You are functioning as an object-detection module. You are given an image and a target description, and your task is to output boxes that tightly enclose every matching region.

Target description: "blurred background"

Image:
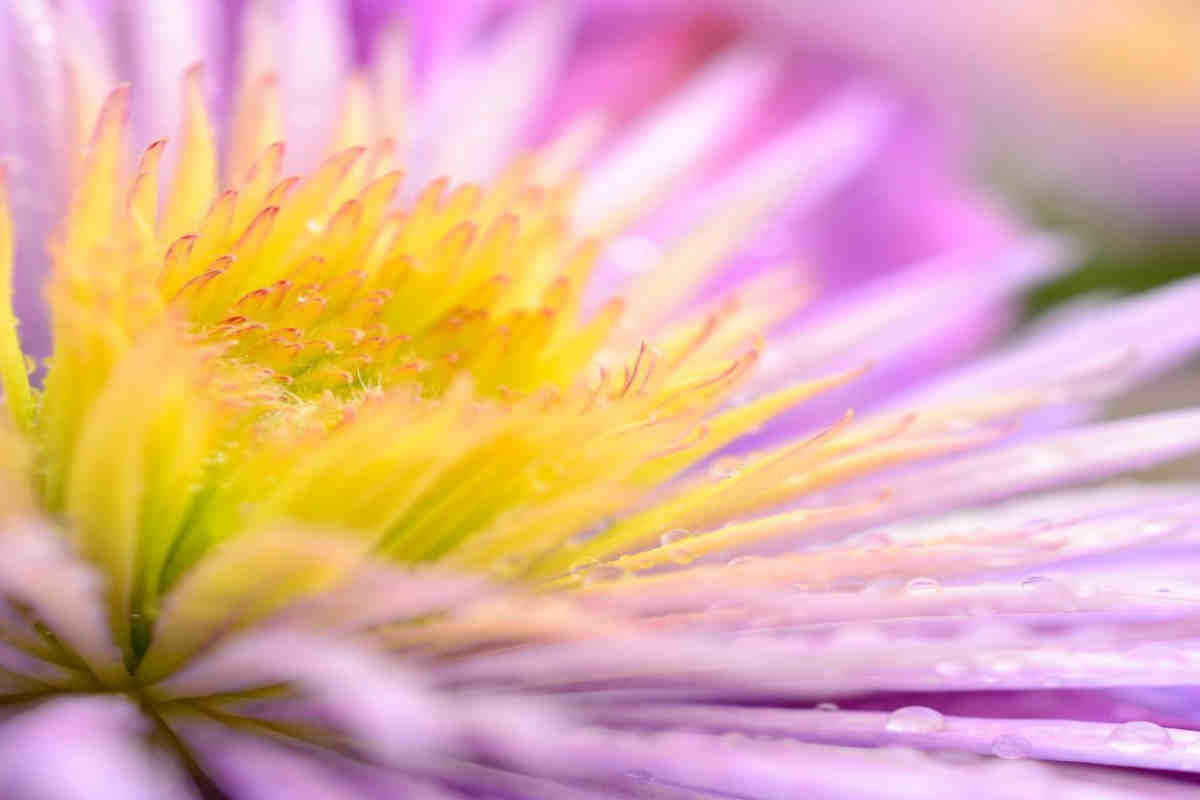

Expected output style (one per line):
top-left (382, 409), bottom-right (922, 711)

top-left (727, 0), bottom-right (1200, 305)
top-left (604, 0), bottom-right (1200, 302)
top-left (598, 0), bottom-right (1200, 470)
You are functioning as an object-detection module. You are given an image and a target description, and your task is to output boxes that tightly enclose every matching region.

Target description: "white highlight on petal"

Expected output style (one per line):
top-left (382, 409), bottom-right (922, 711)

top-left (867, 406), bottom-right (1200, 520)
top-left (123, 0), bottom-right (217, 148)
top-left (276, 0), bottom-right (352, 170)
top-left (425, 2), bottom-right (573, 185)
top-left (910, 272), bottom-right (1200, 410)
top-left (750, 235), bottom-right (1074, 395)
top-left (573, 45), bottom-right (777, 234)
top-left (614, 86), bottom-right (895, 328)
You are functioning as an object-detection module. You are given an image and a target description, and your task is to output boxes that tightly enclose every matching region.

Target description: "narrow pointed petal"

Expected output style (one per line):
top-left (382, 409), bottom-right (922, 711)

top-left (586, 703), bottom-right (1200, 774)
top-left (426, 3), bottom-right (573, 184)
top-left (277, 0), bottom-right (352, 169)
top-left (124, 0), bottom-right (219, 149)
top-left (843, 407), bottom-right (1200, 520)
top-left (906, 273), bottom-right (1200, 422)
top-left (573, 46), bottom-right (776, 234)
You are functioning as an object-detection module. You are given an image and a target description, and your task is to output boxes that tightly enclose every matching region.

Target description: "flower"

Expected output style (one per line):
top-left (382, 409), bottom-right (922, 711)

top-left (0, 2), bottom-right (1199, 798)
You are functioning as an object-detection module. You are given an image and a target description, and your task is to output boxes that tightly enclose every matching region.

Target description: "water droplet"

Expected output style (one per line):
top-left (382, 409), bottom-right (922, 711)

top-left (904, 577), bottom-right (941, 597)
top-left (1021, 449), bottom-right (1066, 474)
top-left (660, 529), bottom-right (690, 546)
top-left (830, 577), bottom-right (868, 593)
top-left (305, 218), bottom-right (325, 234)
top-left (1021, 575), bottom-right (1053, 592)
top-left (708, 457), bottom-right (743, 480)
top-left (991, 733), bottom-right (1032, 760)
top-left (659, 529), bottom-right (697, 564)
top-left (1140, 520), bottom-right (1173, 536)
top-left (666, 546), bottom-right (697, 565)
top-left (868, 577), bottom-right (904, 594)
top-left (815, 702), bottom-right (839, 712)
top-left (567, 521), bottom-right (610, 548)
top-left (1107, 721), bottom-right (1171, 754)
top-left (981, 652), bottom-right (1024, 675)
top-left (569, 559), bottom-right (599, 576)
top-left (884, 706), bottom-right (945, 734)
top-left (1073, 583), bottom-right (1120, 604)
top-left (858, 529), bottom-right (896, 549)
top-left (934, 660), bottom-right (967, 678)
top-left (727, 556), bottom-right (762, 569)
top-left (582, 564), bottom-right (628, 585)
top-left (1030, 531), bottom-right (1067, 550)
top-left (1019, 574), bottom-right (1074, 603)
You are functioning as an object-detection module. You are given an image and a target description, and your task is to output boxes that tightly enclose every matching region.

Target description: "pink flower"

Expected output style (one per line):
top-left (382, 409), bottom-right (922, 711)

top-left (0, 3), bottom-right (1196, 799)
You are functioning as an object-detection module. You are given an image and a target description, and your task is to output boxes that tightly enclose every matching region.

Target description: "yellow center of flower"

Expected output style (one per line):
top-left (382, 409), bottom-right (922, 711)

top-left (0, 67), bottom-right (1001, 679)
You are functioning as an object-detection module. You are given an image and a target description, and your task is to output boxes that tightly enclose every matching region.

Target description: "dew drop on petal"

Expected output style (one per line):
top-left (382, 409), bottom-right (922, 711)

top-left (934, 660), bottom-right (967, 678)
top-left (727, 556), bottom-right (762, 569)
top-left (660, 529), bottom-right (690, 546)
top-left (1019, 575), bottom-right (1076, 606)
top-left (815, 702), bottom-right (839, 712)
top-left (667, 547), bottom-right (697, 565)
top-left (1030, 531), bottom-right (1067, 550)
top-left (981, 652), bottom-right (1024, 675)
top-left (831, 577), bottom-right (868, 593)
top-left (569, 559), bottom-right (599, 576)
top-left (708, 457), bottom-right (744, 480)
top-left (858, 529), bottom-right (895, 549)
top-left (885, 706), bottom-right (945, 734)
top-left (660, 529), bottom-right (697, 564)
top-left (1021, 575), bottom-right (1053, 592)
top-left (868, 577), bottom-right (904, 594)
top-left (583, 564), bottom-right (629, 585)
top-left (904, 577), bottom-right (941, 597)
top-left (567, 521), bottom-right (609, 548)
top-left (1140, 520), bottom-right (1174, 536)
top-left (991, 733), bottom-right (1032, 760)
top-left (1107, 721), bottom-right (1172, 754)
